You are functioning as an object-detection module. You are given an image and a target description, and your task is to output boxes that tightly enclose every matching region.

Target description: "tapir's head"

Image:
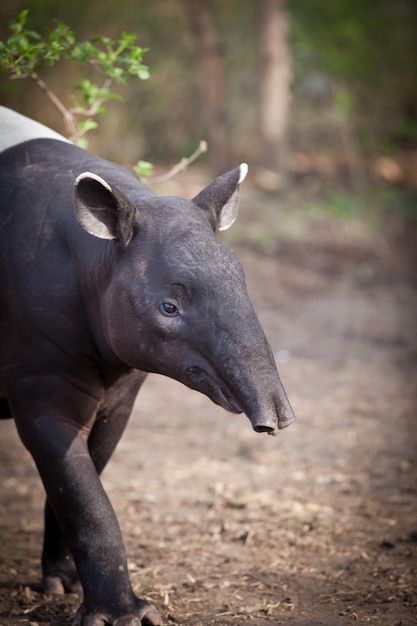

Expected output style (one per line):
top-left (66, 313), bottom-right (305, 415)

top-left (74, 164), bottom-right (295, 436)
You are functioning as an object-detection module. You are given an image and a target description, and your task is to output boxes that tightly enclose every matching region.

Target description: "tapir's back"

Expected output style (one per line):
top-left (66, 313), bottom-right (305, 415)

top-left (0, 107), bottom-right (75, 236)
top-left (0, 111), bottom-right (96, 374)
top-left (0, 106), bottom-right (71, 153)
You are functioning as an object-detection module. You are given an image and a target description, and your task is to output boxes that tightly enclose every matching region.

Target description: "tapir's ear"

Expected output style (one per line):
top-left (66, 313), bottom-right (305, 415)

top-left (74, 172), bottom-right (137, 246)
top-left (192, 163), bottom-right (248, 231)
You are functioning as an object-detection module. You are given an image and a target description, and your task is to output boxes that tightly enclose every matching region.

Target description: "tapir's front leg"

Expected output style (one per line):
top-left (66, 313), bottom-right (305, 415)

top-left (42, 371), bottom-right (147, 596)
top-left (12, 377), bottom-right (162, 626)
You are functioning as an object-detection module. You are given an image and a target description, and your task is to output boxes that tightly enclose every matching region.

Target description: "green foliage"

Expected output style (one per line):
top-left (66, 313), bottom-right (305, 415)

top-left (0, 9), bottom-right (149, 145)
top-left (288, 0), bottom-right (417, 160)
top-left (0, 10), bottom-right (149, 82)
top-left (309, 192), bottom-right (365, 221)
top-left (291, 0), bottom-right (414, 80)
top-left (306, 186), bottom-right (417, 225)
top-left (333, 87), bottom-right (355, 121)
top-left (1, 1), bottom-right (416, 177)
top-left (134, 160), bottom-right (154, 179)
top-left (378, 187), bottom-right (417, 222)
top-left (0, 8), bottom-right (207, 179)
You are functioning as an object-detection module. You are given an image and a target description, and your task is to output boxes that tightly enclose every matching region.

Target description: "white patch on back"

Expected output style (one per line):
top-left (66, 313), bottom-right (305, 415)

top-left (0, 106), bottom-right (71, 154)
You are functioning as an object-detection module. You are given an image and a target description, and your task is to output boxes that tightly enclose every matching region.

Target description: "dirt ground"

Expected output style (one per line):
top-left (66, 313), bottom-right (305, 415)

top-left (0, 173), bottom-right (416, 626)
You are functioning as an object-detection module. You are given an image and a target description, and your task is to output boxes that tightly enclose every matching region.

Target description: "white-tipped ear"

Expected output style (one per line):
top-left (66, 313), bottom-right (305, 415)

top-left (192, 163), bottom-right (248, 232)
top-left (75, 171), bottom-right (112, 192)
top-left (74, 171), bottom-right (137, 246)
top-left (238, 163), bottom-right (248, 185)
top-left (218, 163), bottom-right (248, 231)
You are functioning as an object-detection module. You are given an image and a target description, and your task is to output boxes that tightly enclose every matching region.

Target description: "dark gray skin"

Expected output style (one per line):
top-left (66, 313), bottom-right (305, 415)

top-left (0, 114), bottom-right (295, 625)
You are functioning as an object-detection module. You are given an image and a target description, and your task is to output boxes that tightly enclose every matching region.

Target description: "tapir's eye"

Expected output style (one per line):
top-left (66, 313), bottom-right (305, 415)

top-left (160, 302), bottom-right (179, 317)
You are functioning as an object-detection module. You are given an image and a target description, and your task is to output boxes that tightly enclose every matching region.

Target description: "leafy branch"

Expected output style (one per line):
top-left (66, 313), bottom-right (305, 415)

top-left (0, 10), bottom-right (149, 146)
top-left (0, 10), bottom-right (207, 179)
top-left (137, 140), bottom-right (208, 182)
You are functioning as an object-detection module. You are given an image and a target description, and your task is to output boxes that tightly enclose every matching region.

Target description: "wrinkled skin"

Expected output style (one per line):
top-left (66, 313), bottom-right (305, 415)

top-left (0, 109), bottom-right (294, 626)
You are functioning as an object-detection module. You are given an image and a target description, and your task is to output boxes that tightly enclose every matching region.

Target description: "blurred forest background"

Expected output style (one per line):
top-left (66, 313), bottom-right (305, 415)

top-left (1, 0), bottom-right (417, 220)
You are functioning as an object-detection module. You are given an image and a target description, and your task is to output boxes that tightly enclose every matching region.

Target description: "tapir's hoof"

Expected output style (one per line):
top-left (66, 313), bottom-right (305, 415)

top-left (44, 574), bottom-right (82, 595)
top-left (72, 600), bottom-right (163, 626)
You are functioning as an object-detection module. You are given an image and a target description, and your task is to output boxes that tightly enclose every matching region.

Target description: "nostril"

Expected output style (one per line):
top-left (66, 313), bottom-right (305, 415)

top-left (253, 424), bottom-right (276, 435)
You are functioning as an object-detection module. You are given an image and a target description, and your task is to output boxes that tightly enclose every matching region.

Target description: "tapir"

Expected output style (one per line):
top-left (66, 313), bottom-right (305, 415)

top-left (0, 106), bottom-right (295, 626)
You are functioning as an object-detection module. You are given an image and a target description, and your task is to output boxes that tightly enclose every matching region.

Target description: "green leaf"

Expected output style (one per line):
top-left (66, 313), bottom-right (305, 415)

top-left (77, 119), bottom-right (98, 134)
top-left (134, 161), bottom-right (154, 178)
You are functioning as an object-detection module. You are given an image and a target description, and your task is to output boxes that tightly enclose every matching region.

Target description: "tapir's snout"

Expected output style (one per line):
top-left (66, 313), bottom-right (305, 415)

top-left (185, 360), bottom-right (295, 437)
top-left (249, 384), bottom-right (296, 436)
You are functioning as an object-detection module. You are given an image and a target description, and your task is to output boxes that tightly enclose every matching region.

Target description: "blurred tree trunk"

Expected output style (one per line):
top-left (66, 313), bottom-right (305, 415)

top-left (258, 0), bottom-right (292, 171)
top-left (184, 0), bottom-right (228, 173)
